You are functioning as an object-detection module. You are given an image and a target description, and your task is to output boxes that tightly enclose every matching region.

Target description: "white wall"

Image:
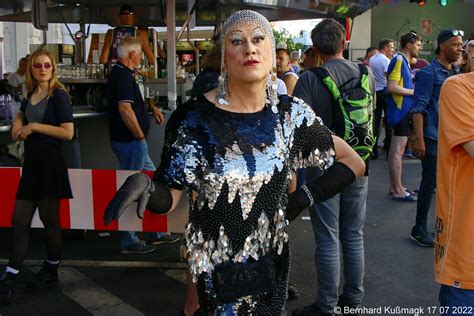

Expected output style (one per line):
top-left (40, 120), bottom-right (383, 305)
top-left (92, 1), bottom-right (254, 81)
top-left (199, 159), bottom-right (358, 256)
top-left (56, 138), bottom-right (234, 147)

top-left (1, 22), bottom-right (64, 74)
top-left (348, 9), bottom-right (372, 62)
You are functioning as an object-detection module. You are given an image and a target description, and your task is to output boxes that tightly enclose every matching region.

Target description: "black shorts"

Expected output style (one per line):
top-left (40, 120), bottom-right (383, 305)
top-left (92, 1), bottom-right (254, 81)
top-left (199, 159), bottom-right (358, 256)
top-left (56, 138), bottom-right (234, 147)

top-left (392, 115), bottom-right (410, 137)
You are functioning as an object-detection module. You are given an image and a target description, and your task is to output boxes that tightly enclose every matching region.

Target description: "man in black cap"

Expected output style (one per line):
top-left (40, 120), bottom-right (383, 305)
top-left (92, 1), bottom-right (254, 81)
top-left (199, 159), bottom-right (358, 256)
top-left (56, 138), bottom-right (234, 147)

top-left (100, 3), bottom-right (165, 68)
top-left (409, 29), bottom-right (463, 247)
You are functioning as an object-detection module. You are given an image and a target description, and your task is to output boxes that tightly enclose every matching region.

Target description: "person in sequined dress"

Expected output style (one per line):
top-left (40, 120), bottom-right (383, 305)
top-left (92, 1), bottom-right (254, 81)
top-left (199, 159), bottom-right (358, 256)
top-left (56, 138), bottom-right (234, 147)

top-left (104, 10), bottom-right (365, 315)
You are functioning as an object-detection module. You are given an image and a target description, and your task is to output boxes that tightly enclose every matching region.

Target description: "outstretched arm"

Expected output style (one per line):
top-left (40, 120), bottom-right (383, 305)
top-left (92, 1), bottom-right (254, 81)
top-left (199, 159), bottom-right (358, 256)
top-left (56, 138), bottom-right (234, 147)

top-left (103, 173), bottom-right (183, 225)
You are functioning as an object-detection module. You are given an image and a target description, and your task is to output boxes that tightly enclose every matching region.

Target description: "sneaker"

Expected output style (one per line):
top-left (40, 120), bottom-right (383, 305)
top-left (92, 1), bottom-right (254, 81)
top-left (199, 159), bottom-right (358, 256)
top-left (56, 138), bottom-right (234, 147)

top-left (410, 226), bottom-right (434, 247)
top-left (288, 282), bottom-right (299, 300)
top-left (292, 303), bottom-right (334, 316)
top-left (25, 261), bottom-right (59, 289)
top-left (0, 270), bottom-right (17, 305)
top-left (146, 234), bottom-right (181, 245)
top-left (120, 241), bottom-right (156, 254)
top-left (337, 295), bottom-right (360, 316)
top-left (403, 149), bottom-right (417, 159)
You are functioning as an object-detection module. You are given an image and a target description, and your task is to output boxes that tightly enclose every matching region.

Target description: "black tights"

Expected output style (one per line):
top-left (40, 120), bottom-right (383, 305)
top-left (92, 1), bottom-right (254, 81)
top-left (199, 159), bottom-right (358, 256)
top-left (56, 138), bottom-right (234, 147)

top-left (9, 197), bottom-right (62, 270)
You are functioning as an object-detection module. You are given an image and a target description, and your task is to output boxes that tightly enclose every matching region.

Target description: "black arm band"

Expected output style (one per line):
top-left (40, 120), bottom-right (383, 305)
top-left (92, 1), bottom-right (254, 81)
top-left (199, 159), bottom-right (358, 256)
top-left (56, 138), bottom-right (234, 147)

top-left (286, 162), bottom-right (356, 221)
top-left (304, 161), bottom-right (356, 204)
top-left (146, 181), bottom-right (173, 214)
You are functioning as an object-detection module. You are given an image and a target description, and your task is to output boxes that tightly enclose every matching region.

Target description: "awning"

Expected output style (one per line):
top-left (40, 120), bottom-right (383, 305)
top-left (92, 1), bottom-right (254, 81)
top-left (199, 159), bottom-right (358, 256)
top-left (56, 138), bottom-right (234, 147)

top-left (0, 0), bottom-right (378, 27)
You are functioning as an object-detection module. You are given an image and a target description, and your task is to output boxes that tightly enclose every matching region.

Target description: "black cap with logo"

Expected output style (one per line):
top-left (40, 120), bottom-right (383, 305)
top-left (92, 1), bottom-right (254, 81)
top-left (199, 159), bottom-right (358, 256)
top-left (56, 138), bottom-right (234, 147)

top-left (436, 29), bottom-right (464, 54)
top-left (119, 4), bottom-right (134, 15)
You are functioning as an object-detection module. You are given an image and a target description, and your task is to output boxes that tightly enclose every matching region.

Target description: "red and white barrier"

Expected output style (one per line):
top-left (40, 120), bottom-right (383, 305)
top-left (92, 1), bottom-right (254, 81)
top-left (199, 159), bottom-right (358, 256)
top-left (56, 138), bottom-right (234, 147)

top-left (0, 168), bottom-right (188, 233)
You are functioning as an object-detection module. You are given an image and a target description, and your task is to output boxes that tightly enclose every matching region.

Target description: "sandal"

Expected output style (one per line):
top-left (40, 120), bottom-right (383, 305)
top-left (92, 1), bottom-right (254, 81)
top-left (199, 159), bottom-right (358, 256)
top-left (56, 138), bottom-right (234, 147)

top-left (389, 188), bottom-right (417, 196)
top-left (392, 192), bottom-right (418, 202)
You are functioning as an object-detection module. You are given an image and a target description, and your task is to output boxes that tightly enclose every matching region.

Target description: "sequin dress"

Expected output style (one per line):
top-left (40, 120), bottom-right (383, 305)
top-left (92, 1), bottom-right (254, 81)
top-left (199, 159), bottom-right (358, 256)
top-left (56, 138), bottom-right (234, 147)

top-left (156, 95), bottom-right (335, 315)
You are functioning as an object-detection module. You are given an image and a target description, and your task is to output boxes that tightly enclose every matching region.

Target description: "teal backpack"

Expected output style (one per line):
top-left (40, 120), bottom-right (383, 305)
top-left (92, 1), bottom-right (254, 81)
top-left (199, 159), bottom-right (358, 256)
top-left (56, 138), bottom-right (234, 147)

top-left (312, 64), bottom-right (375, 160)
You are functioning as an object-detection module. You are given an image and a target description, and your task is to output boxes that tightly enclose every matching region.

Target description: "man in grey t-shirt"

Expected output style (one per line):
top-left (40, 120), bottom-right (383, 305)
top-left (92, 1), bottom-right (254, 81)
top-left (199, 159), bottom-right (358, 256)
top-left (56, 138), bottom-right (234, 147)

top-left (292, 19), bottom-right (375, 316)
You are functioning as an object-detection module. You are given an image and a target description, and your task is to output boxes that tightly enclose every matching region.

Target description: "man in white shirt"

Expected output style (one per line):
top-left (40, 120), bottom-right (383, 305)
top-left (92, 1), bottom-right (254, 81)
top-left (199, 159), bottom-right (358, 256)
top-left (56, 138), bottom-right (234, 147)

top-left (276, 48), bottom-right (299, 95)
top-left (7, 57), bottom-right (28, 96)
top-left (369, 38), bottom-right (395, 159)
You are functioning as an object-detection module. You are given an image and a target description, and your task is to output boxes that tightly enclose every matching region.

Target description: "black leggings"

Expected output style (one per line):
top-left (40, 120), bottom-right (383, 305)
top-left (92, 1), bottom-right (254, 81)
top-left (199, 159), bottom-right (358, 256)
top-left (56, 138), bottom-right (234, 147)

top-left (9, 197), bottom-right (62, 270)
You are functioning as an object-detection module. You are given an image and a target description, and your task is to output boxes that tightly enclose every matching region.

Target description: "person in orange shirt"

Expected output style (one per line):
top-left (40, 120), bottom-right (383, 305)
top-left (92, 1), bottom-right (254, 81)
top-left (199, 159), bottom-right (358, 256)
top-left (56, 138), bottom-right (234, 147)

top-left (435, 72), bottom-right (474, 309)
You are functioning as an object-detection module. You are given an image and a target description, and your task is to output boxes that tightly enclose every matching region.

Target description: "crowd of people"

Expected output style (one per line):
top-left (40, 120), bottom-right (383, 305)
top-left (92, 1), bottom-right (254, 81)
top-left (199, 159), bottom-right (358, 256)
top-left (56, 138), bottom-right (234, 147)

top-left (0, 6), bottom-right (473, 315)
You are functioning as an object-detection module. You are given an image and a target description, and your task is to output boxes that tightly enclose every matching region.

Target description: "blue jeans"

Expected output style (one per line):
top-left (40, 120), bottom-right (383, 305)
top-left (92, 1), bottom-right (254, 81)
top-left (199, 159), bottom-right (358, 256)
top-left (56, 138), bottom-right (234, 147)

top-left (309, 176), bottom-right (368, 313)
top-left (111, 140), bottom-right (165, 247)
top-left (415, 139), bottom-right (437, 229)
top-left (439, 285), bottom-right (474, 315)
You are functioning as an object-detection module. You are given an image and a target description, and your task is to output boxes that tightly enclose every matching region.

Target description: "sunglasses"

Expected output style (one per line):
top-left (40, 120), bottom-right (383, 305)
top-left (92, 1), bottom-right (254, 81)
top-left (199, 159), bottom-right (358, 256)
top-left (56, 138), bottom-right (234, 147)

top-left (120, 11), bottom-right (134, 15)
top-left (450, 30), bottom-right (464, 37)
top-left (33, 63), bottom-right (52, 70)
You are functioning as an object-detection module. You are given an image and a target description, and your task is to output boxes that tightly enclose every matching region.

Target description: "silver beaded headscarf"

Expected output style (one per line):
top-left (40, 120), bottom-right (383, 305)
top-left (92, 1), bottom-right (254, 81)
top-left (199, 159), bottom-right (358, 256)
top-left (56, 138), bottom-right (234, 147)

top-left (216, 10), bottom-right (279, 112)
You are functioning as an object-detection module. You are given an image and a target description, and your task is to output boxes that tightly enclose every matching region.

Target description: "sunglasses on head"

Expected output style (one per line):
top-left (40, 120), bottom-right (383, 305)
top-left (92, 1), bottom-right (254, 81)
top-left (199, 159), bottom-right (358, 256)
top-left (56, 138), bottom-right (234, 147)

top-left (450, 30), bottom-right (464, 37)
top-left (33, 62), bottom-right (52, 70)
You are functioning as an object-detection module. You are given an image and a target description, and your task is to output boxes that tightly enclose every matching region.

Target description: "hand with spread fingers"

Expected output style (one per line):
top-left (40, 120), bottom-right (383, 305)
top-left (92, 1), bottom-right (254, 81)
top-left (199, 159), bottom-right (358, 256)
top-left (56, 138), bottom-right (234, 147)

top-left (103, 172), bottom-right (153, 225)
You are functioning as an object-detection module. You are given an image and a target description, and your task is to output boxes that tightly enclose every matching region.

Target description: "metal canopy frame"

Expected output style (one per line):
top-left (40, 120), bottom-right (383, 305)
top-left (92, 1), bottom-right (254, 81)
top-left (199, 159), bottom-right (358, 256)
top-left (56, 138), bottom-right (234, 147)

top-left (0, 0), bottom-right (378, 26)
top-left (0, 0), bottom-right (378, 109)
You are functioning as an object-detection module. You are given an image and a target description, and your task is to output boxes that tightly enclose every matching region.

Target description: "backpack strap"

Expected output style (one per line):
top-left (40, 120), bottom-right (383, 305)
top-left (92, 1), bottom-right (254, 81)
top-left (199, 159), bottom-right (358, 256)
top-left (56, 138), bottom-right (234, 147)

top-left (357, 63), bottom-right (368, 76)
top-left (311, 67), bottom-right (342, 102)
top-left (357, 64), bottom-right (372, 96)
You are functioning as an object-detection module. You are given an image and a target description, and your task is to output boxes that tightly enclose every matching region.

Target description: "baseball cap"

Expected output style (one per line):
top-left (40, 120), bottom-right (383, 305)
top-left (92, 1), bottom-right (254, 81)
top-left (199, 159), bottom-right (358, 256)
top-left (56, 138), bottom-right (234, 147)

top-left (276, 42), bottom-right (288, 50)
top-left (436, 29), bottom-right (463, 53)
top-left (119, 4), bottom-right (134, 15)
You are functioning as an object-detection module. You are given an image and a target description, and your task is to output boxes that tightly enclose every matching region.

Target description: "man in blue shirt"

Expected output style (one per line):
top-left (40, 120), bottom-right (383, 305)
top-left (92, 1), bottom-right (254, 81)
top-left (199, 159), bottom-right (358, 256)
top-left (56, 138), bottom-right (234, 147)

top-left (410, 29), bottom-right (463, 247)
top-left (107, 36), bottom-right (175, 254)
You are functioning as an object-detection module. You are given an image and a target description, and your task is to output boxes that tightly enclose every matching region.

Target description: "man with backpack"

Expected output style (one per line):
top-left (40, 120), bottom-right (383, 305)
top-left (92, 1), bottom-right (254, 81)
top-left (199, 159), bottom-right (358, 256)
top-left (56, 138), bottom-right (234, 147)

top-left (292, 19), bottom-right (375, 316)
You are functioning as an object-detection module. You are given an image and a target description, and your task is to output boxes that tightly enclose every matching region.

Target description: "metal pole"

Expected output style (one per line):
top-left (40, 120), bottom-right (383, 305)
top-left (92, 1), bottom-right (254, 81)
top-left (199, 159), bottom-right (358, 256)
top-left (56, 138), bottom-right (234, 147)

top-left (167, 0), bottom-right (177, 110)
top-left (153, 29), bottom-right (158, 78)
top-left (81, 22), bottom-right (87, 63)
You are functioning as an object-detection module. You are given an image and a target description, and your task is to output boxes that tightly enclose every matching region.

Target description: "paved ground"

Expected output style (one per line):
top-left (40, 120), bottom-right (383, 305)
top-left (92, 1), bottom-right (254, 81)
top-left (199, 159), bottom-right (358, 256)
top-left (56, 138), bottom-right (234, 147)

top-left (0, 154), bottom-right (440, 316)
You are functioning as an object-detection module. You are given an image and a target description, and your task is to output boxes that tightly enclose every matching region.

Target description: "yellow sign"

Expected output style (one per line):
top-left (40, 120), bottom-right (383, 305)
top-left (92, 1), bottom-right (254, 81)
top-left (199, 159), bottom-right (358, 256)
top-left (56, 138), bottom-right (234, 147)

top-left (62, 44), bottom-right (74, 55)
top-left (196, 41), bottom-right (214, 51)
top-left (176, 41), bottom-right (194, 51)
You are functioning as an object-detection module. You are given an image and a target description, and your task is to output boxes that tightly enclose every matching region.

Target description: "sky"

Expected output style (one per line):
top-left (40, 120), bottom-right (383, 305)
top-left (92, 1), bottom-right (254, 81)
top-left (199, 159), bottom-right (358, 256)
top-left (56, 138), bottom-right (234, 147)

top-left (272, 19), bottom-right (321, 37)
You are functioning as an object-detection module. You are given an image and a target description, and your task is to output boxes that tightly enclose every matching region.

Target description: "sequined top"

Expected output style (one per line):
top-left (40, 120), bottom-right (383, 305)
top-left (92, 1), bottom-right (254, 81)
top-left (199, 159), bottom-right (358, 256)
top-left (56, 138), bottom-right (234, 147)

top-left (156, 95), bottom-right (335, 313)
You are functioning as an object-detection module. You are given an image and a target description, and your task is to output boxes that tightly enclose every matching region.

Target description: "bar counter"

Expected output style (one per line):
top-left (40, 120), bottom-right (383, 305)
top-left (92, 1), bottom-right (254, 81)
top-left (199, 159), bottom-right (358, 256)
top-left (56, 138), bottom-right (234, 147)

top-left (0, 107), bottom-right (170, 170)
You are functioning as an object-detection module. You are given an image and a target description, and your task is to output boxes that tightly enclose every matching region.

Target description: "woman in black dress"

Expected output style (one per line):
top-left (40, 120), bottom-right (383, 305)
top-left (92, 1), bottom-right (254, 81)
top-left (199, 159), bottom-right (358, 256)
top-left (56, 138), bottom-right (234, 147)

top-left (0, 50), bottom-right (74, 305)
top-left (104, 10), bottom-right (365, 315)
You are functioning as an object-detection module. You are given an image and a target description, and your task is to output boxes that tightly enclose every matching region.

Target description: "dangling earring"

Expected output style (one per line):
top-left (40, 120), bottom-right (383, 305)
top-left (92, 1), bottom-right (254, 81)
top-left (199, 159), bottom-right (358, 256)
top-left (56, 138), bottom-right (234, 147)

top-left (216, 68), bottom-right (229, 105)
top-left (266, 70), bottom-right (279, 113)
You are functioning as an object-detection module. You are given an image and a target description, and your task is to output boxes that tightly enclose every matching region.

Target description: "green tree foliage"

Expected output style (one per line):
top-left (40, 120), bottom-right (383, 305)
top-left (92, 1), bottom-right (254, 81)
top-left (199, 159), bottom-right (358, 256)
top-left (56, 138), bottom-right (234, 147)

top-left (272, 28), bottom-right (306, 52)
